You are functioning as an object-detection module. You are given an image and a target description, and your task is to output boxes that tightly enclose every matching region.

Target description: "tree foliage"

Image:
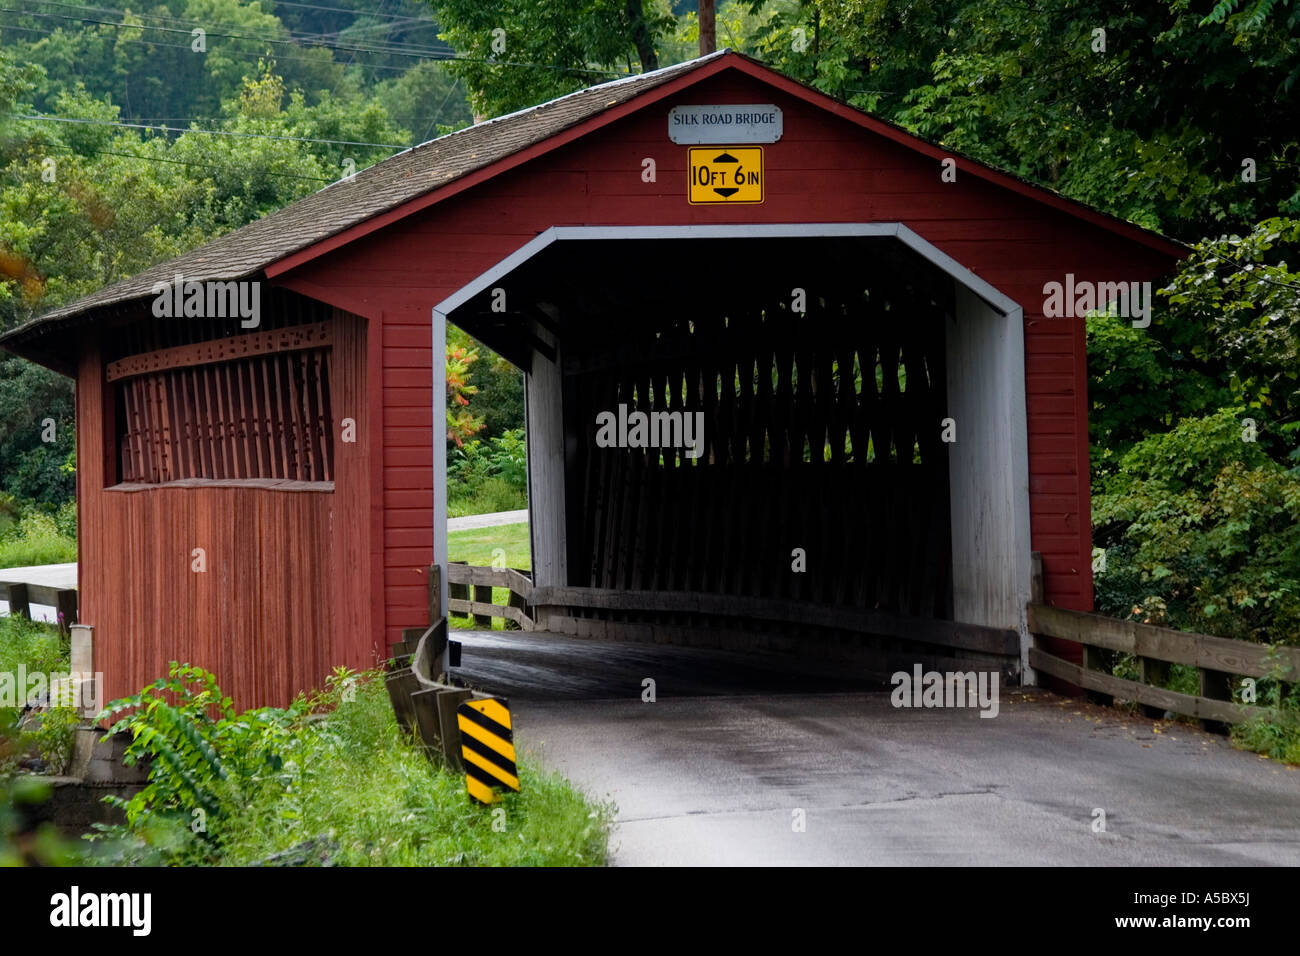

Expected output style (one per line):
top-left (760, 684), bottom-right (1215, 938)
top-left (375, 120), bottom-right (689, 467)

top-left (427, 0), bottom-right (674, 116)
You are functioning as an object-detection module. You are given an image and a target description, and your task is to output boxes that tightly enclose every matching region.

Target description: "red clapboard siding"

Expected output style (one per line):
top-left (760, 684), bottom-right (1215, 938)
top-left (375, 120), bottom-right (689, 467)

top-left (263, 63), bottom-right (1180, 660)
top-left (76, 311), bottom-right (372, 710)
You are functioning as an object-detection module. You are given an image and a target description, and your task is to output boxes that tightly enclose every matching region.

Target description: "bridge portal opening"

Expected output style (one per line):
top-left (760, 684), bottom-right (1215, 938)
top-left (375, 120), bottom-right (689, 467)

top-left (438, 226), bottom-right (1031, 680)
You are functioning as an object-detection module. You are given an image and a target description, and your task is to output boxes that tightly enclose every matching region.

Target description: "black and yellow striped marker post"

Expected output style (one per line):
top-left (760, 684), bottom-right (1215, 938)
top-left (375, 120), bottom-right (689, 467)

top-left (456, 697), bottom-right (520, 804)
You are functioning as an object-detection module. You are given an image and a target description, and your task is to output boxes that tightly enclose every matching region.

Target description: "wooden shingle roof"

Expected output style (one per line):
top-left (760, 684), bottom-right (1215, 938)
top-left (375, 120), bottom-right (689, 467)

top-left (3, 47), bottom-right (1187, 373)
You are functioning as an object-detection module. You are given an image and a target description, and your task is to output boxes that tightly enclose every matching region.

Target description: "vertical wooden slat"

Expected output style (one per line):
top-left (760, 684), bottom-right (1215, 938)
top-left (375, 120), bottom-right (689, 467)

top-left (299, 352), bottom-right (319, 482)
top-left (230, 361), bottom-right (253, 478)
top-left (120, 381), bottom-right (138, 481)
top-left (271, 353), bottom-right (292, 478)
top-left (188, 368), bottom-right (208, 479)
top-left (164, 370), bottom-right (185, 480)
top-left (315, 350), bottom-right (332, 481)
top-left (139, 376), bottom-right (158, 483)
top-left (283, 352), bottom-right (306, 481)
top-left (243, 360), bottom-right (267, 479)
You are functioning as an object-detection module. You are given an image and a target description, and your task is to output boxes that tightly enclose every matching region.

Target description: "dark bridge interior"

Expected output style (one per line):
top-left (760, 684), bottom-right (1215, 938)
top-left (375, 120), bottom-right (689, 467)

top-left (452, 236), bottom-right (956, 621)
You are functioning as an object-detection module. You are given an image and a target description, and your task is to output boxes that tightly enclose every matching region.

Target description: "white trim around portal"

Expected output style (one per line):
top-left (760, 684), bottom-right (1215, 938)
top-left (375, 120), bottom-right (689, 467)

top-left (433, 223), bottom-right (1021, 318)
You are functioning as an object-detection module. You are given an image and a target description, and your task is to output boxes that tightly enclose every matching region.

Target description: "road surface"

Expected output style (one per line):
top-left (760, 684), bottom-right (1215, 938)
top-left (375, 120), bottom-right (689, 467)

top-left (447, 510), bottom-right (528, 532)
top-left (451, 630), bottom-right (1300, 866)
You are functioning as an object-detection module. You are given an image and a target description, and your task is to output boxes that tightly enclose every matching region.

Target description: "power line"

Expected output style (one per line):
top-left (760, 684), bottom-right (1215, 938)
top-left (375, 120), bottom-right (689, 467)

top-left (12, 113), bottom-right (409, 149)
top-left (5, 5), bottom-right (454, 58)
top-left (265, 0), bottom-right (435, 27)
top-left (31, 139), bottom-right (336, 181)
top-left (0, 20), bottom-right (421, 73)
top-left (24, 0), bottom-right (457, 56)
top-left (2, 5), bottom-right (629, 74)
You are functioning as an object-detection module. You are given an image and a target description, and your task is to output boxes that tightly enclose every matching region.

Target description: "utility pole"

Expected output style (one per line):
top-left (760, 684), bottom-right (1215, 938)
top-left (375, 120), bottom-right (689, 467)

top-left (699, 0), bottom-right (716, 55)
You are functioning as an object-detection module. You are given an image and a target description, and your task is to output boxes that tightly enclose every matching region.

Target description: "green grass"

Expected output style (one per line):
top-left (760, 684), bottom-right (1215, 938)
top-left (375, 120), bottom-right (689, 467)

top-left (1233, 710), bottom-right (1300, 766)
top-left (0, 513), bottom-right (76, 568)
top-left (448, 477), bottom-right (527, 518)
top-left (195, 674), bottom-right (611, 866)
top-left (0, 614), bottom-right (67, 679)
top-left (446, 522), bottom-right (531, 569)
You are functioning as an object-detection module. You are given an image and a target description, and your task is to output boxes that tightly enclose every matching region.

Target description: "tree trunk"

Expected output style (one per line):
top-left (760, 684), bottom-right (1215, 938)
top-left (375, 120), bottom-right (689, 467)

top-left (698, 0), bottom-right (716, 56)
top-left (626, 0), bottom-right (659, 72)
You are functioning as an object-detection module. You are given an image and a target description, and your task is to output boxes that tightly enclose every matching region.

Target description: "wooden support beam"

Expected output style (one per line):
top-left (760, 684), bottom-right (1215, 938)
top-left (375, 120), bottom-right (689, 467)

top-left (5, 583), bottom-right (29, 619)
top-left (1138, 656), bottom-right (1171, 719)
top-left (55, 589), bottom-right (77, 632)
top-left (1199, 668), bottom-right (1235, 734)
top-left (472, 584), bottom-right (494, 629)
top-left (448, 562), bottom-right (470, 621)
top-left (106, 323), bottom-right (331, 382)
top-left (1081, 642), bottom-right (1114, 708)
top-left (1029, 551), bottom-right (1044, 605)
top-left (427, 564), bottom-right (441, 624)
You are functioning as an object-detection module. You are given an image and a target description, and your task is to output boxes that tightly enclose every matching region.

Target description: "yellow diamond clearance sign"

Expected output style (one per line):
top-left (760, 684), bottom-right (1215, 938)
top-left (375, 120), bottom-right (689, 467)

top-left (688, 146), bottom-right (764, 204)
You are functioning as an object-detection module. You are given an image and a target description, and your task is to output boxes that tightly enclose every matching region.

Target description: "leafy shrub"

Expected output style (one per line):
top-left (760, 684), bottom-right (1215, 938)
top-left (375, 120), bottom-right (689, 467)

top-left (0, 775), bottom-right (81, 865)
top-left (0, 614), bottom-right (67, 677)
top-left (97, 663), bottom-right (305, 861)
top-left (23, 705), bottom-right (78, 774)
top-left (1231, 668), bottom-right (1300, 765)
top-left (489, 428), bottom-right (527, 488)
top-left (1092, 408), bottom-right (1300, 642)
top-left (92, 664), bottom-right (609, 866)
top-left (448, 428), bottom-right (528, 515)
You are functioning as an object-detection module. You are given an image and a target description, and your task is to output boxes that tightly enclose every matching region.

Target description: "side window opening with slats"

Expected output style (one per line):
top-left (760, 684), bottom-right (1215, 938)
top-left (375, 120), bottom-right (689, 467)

top-left (112, 346), bottom-right (334, 485)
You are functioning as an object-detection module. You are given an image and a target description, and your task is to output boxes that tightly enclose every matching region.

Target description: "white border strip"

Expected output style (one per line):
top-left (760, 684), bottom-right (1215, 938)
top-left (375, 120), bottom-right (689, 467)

top-left (433, 223), bottom-right (1020, 318)
top-left (431, 222), bottom-right (1030, 673)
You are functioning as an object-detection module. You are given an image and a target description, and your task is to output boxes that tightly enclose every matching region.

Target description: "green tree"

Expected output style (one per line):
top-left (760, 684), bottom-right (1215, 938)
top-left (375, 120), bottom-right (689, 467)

top-left (427, 0), bottom-right (674, 117)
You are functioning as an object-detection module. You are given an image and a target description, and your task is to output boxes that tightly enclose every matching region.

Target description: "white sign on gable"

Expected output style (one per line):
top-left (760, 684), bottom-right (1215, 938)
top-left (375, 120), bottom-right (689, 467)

top-left (668, 104), bottom-right (783, 144)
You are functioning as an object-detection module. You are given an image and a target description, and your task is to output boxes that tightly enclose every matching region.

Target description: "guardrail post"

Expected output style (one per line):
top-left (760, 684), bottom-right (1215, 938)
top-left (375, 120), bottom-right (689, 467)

top-left (55, 588), bottom-right (77, 633)
top-left (6, 583), bottom-right (30, 619)
top-left (449, 561), bottom-right (469, 621)
top-left (1199, 668), bottom-right (1234, 733)
top-left (1138, 657), bottom-right (1170, 718)
top-left (472, 584), bottom-right (493, 629)
top-left (507, 587), bottom-right (526, 631)
top-left (1082, 644), bottom-right (1114, 708)
top-left (427, 564), bottom-right (441, 624)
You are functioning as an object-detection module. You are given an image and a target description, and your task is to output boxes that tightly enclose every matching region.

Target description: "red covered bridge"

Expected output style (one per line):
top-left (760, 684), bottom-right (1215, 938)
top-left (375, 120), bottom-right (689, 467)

top-left (1, 51), bottom-right (1185, 708)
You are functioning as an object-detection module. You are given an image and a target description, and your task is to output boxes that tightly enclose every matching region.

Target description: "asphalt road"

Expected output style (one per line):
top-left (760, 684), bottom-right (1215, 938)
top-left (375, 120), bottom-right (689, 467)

top-left (451, 630), bottom-right (1300, 866)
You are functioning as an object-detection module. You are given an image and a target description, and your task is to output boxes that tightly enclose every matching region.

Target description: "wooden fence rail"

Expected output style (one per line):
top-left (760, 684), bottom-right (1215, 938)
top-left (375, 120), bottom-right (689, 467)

top-left (444, 561), bottom-right (1021, 678)
top-left (446, 562), bottom-right (534, 629)
top-left (0, 579), bottom-right (77, 633)
top-left (1028, 602), bottom-right (1299, 729)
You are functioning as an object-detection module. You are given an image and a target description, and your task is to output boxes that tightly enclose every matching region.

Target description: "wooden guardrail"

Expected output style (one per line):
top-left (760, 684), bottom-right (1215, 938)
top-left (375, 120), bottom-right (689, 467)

top-left (443, 561), bottom-right (1020, 673)
top-left (1028, 602), bottom-right (1300, 729)
top-left (0, 579), bottom-right (77, 633)
top-left (446, 562), bottom-right (534, 629)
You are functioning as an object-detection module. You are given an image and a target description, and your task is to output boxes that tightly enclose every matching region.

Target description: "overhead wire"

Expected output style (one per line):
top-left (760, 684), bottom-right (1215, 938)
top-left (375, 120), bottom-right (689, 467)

top-left (0, 5), bottom-right (630, 74)
top-left (12, 112), bottom-right (410, 149)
